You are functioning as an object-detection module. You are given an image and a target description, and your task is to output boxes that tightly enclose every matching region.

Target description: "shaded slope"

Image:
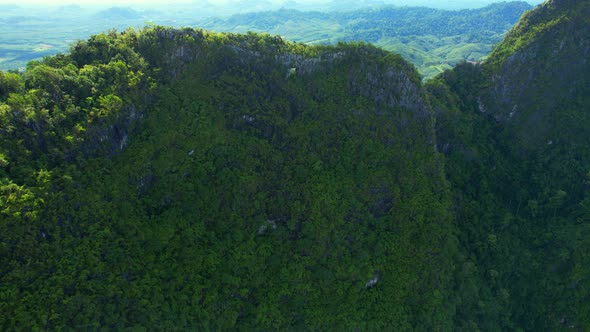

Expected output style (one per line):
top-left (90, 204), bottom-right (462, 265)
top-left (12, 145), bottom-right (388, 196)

top-left (429, 0), bottom-right (590, 329)
top-left (482, 0), bottom-right (590, 150)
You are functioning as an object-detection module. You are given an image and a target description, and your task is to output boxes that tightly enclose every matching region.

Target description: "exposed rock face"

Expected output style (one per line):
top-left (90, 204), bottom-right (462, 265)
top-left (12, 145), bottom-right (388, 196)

top-left (139, 28), bottom-right (206, 80)
top-left (354, 66), bottom-right (429, 119)
top-left (428, 2), bottom-right (590, 329)
top-left (274, 51), bottom-right (345, 75)
top-left (277, 49), bottom-right (429, 120)
top-left (479, 0), bottom-right (590, 148)
top-left (138, 28), bottom-right (433, 151)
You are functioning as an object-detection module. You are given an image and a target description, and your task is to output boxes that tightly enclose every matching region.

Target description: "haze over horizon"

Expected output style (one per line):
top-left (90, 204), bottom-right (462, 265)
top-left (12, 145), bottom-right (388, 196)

top-left (0, 0), bottom-right (546, 9)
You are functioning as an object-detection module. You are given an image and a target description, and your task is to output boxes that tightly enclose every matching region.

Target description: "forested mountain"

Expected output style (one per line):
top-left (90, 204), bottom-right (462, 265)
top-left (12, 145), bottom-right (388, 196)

top-left (0, 29), bottom-right (456, 329)
top-left (0, 0), bottom-right (589, 330)
top-left (199, 1), bottom-right (532, 78)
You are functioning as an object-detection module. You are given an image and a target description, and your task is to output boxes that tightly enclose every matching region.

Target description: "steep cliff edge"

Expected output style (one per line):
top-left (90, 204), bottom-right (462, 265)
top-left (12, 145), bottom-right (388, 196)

top-left (429, 0), bottom-right (590, 329)
top-left (481, 0), bottom-right (590, 149)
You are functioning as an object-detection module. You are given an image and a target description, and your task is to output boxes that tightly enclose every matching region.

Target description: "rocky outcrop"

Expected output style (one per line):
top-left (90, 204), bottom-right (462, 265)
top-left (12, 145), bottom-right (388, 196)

top-left (478, 0), bottom-right (590, 148)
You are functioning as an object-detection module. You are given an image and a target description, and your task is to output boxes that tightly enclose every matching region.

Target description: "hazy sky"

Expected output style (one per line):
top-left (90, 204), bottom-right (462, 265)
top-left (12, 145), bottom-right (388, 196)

top-left (0, 0), bottom-right (545, 5)
top-left (0, 0), bottom-right (293, 4)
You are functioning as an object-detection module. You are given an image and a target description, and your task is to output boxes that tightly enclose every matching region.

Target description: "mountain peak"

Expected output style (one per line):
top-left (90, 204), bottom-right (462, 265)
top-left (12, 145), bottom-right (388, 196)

top-left (475, 0), bottom-right (590, 149)
top-left (0, 26), bottom-right (454, 330)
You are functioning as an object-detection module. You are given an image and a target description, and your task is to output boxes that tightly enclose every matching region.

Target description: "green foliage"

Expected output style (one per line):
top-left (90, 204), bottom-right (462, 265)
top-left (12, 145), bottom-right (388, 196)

top-left (426, 1), bottom-right (590, 329)
top-left (0, 27), bottom-right (457, 330)
top-left (0, 71), bottom-right (22, 100)
top-left (486, 0), bottom-right (590, 74)
top-left (2, 0), bottom-right (589, 328)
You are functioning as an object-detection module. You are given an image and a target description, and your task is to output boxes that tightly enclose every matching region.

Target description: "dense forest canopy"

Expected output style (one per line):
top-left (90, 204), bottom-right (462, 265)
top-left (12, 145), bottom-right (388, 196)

top-left (0, 28), bottom-right (456, 330)
top-left (1, 0), bottom-right (589, 329)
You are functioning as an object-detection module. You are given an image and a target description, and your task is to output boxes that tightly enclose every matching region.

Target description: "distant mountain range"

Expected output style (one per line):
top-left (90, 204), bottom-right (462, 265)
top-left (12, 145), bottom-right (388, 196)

top-left (94, 7), bottom-right (143, 20)
top-left (198, 1), bottom-right (533, 78)
top-left (0, 1), bottom-right (533, 77)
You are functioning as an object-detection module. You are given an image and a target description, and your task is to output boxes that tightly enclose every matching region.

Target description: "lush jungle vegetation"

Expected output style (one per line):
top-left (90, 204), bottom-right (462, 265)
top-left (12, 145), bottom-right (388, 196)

top-left (1, 0), bottom-right (589, 330)
top-left (0, 28), bottom-right (457, 330)
top-left (427, 0), bottom-right (590, 328)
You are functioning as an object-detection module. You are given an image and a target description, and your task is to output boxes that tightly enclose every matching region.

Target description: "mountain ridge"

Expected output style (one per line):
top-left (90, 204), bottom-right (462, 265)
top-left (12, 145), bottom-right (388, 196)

top-left (0, 28), bottom-right (456, 330)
